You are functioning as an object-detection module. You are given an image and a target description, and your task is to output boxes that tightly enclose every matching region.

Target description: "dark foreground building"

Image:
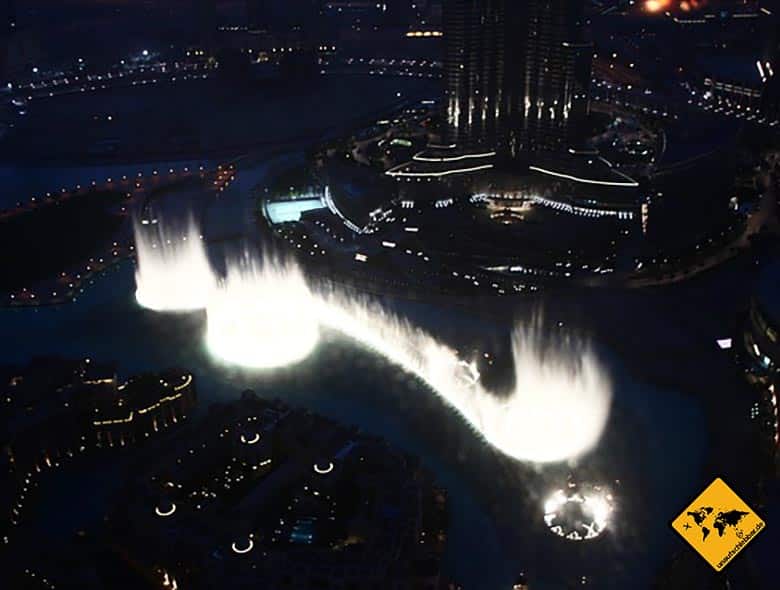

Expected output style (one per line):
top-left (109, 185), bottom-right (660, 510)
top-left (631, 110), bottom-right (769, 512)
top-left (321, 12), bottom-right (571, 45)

top-left (104, 392), bottom-right (451, 590)
top-left (742, 262), bottom-right (780, 473)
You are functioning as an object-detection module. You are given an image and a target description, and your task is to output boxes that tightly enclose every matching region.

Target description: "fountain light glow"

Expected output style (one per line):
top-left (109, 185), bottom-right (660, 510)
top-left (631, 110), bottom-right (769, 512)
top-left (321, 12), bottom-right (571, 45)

top-left (543, 485), bottom-right (614, 541)
top-left (205, 256), bottom-right (320, 370)
top-left (134, 217), bottom-right (215, 312)
top-left (134, 219), bottom-right (612, 464)
top-left (317, 292), bottom-right (612, 464)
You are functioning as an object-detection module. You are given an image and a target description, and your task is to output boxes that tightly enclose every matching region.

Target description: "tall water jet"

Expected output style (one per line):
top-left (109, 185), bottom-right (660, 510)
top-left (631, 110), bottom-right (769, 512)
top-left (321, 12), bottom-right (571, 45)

top-left (133, 217), bottom-right (215, 312)
top-left (316, 292), bottom-right (612, 464)
top-left (206, 256), bottom-right (320, 369)
top-left (496, 325), bottom-right (612, 463)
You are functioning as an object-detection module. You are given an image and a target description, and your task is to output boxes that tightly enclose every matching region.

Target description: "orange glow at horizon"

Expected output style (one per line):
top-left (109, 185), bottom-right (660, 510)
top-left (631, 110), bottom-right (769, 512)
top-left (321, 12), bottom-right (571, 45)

top-left (644, 0), bottom-right (670, 12)
top-left (643, 0), bottom-right (707, 13)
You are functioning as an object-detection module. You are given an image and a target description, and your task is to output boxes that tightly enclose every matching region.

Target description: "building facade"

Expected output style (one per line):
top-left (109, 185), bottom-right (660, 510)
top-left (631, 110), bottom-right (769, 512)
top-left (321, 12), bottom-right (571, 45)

top-left (513, 0), bottom-right (592, 155)
top-left (443, 0), bottom-right (507, 154)
top-left (442, 0), bottom-right (592, 159)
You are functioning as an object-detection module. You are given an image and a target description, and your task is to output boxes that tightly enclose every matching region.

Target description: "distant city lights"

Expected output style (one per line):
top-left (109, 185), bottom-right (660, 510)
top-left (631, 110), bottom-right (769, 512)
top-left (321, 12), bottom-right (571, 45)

top-left (405, 31), bottom-right (443, 38)
top-left (206, 256), bottom-right (320, 370)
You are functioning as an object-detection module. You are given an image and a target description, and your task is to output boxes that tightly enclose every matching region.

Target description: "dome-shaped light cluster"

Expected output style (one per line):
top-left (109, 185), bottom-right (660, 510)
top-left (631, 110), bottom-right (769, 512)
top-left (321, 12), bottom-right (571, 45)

top-left (543, 485), bottom-right (614, 541)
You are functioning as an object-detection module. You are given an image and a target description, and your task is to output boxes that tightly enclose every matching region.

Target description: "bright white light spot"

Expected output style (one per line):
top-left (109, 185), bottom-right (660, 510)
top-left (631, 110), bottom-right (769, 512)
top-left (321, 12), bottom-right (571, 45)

top-left (543, 485), bottom-right (613, 541)
top-left (231, 538), bottom-right (253, 554)
top-left (155, 503), bottom-right (176, 517)
top-left (314, 462), bottom-right (334, 474)
top-left (206, 256), bottom-right (319, 369)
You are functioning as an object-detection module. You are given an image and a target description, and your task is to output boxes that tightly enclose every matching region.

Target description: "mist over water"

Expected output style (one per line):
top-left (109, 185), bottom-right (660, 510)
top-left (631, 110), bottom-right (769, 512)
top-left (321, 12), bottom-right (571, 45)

top-left (133, 219), bottom-right (613, 464)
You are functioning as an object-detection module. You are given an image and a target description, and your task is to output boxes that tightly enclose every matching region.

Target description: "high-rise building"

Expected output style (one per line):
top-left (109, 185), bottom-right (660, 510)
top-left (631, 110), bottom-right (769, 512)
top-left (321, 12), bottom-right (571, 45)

top-left (442, 0), bottom-right (592, 159)
top-left (443, 0), bottom-right (507, 154)
top-left (514, 0), bottom-right (592, 154)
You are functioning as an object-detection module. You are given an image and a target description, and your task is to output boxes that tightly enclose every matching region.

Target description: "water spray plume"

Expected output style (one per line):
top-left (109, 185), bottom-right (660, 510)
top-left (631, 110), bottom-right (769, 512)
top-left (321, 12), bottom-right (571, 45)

top-left (133, 221), bottom-right (612, 464)
top-left (205, 256), bottom-right (320, 370)
top-left (133, 217), bottom-right (215, 312)
top-left (318, 292), bottom-right (612, 464)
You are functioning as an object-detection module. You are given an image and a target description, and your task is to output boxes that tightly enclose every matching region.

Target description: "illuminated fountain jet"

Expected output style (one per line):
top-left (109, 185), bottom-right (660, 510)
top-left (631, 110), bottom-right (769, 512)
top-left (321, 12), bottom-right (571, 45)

top-left (136, 212), bottom-right (612, 464)
top-left (133, 217), bottom-right (215, 311)
top-left (205, 255), bottom-right (320, 370)
top-left (316, 292), bottom-right (612, 464)
top-left (543, 482), bottom-right (614, 541)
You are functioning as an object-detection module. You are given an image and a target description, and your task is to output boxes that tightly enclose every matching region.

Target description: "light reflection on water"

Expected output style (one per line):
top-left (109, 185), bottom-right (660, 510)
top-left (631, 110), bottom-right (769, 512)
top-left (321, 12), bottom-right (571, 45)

top-left (1, 261), bottom-right (708, 589)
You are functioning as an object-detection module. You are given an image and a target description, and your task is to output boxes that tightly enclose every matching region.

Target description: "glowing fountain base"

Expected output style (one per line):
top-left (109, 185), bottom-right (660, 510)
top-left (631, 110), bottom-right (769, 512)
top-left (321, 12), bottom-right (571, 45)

top-left (543, 484), bottom-right (614, 541)
top-left (206, 258), bottom-right (319, 369)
